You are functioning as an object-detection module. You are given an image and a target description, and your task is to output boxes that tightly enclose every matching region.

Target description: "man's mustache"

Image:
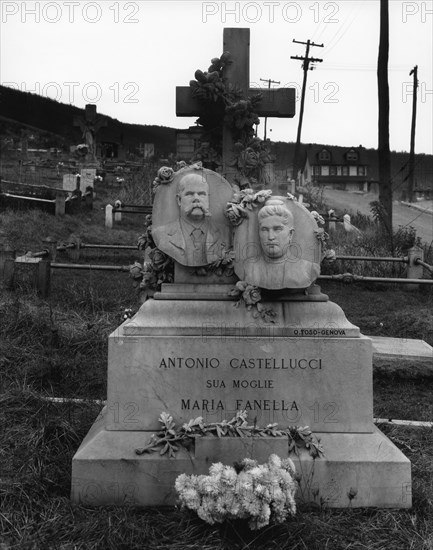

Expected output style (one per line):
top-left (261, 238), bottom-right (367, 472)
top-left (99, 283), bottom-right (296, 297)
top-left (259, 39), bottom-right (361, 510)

top-left (185, 203), bottom-right (211, 216)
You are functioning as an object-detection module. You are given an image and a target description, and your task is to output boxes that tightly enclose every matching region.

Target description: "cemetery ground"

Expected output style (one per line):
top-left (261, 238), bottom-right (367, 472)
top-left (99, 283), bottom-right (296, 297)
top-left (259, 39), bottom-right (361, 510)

top-left (1, 188), bottom-right (432, 549)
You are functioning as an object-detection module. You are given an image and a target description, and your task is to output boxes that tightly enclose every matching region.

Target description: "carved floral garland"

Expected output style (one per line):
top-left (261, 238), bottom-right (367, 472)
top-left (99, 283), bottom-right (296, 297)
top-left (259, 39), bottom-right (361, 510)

top-left (189, 53), bottom-right (272, 188)
top-left (135, 410), bottom-right (323, 459)
top-left (225, 188), bottom-right (272, 225)
top-left (130, 215), bottom-right (174, 293)
top-left (229, 281), bottom-right (276, 324)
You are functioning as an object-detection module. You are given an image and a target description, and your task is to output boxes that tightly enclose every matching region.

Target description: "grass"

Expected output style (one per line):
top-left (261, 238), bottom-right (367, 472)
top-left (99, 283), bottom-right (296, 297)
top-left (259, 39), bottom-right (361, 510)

top-left (1, 394), bottom-right (432, 549)
top-left (1, 190), bottom-right (433, 549)
top-left (322, 282), bottom-right (433, 346)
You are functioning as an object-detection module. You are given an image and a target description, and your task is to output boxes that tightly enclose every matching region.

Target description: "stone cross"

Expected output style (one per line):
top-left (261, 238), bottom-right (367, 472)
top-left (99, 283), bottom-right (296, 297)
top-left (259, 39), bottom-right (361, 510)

top-left (176, 28), bottom-right (296, 183)
top-left (74, 104), bottom-right (107, 161)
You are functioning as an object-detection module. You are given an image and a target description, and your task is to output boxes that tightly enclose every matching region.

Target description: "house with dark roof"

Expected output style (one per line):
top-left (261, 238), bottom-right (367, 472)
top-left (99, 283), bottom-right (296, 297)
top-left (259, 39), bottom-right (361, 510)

top-left (300, 145), bottom-right (372, 192)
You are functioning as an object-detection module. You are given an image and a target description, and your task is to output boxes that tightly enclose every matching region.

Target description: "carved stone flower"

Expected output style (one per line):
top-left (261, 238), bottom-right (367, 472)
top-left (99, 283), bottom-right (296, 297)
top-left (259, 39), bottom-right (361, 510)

top-left (235, 281), bottom-right (248, 292)
top-left (243, 285), bottom-right (261, 306)
top-left (255, 190), bottom-right (272, 204)
top-left (129, 261), bottom-right (143, 280)
top-left (239, 189), bottom-right (255, 208)
top-left (225, 204), bottom-right (244, 226)
top-left (314, 228), bottom-right (328, 243)
top-left (149, 248), bottom-right (171, 270)
top-left (323, 249), bottom-right (336, 262)
top-left (238, 148), bottom-right (259, 170)
top-left (310, 211), bottom-right (325, 225)
top-left (141, 270), bottom-right (156, 287)
top-left (157, 166), bottom-right (174, 184)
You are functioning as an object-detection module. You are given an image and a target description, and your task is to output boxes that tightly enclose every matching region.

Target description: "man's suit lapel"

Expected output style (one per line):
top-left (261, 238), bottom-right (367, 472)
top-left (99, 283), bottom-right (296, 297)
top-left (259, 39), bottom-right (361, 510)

top-left (167, 223), bottom-right (186, 252)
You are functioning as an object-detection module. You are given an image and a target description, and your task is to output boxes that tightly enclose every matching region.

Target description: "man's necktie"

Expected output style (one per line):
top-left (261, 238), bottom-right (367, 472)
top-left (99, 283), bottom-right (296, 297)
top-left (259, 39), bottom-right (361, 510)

top-left (191, 227), bottom-right (205, 245)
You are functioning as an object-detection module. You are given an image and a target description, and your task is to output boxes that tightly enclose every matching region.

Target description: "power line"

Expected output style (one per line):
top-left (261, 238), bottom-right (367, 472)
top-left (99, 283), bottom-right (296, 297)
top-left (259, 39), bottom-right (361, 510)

top-left (290, 39), bottom-right (324, 180)
top-left (325, 4), bottom-right (360, 55)
top-left (314, 65), bottom-right (409, 72)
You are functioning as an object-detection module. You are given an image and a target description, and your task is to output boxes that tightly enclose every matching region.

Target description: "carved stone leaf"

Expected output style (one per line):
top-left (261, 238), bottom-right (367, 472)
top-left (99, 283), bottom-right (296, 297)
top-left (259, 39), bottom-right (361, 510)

top-left (160, 443), bottom-right (169, 455)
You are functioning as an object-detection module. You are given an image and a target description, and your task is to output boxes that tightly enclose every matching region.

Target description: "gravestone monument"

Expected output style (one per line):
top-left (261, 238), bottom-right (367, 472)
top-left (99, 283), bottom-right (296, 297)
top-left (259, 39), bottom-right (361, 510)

top-left (71, 28), bottom-right (411, 509)
top-left (63, 174), bottom-right (79, 192)
top-left (74, 104), bottom-right (107, 163)
top-left (71, 169), bottom-right (411, 509)
top-left (80, 168), bottom-right (97, 190)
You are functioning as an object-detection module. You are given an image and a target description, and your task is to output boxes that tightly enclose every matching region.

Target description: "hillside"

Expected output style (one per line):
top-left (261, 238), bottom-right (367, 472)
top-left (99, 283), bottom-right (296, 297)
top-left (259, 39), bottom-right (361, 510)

top-left (1, 85), bottom-right (431, 193)
top-left (0, 85), bottom-right (176, 156)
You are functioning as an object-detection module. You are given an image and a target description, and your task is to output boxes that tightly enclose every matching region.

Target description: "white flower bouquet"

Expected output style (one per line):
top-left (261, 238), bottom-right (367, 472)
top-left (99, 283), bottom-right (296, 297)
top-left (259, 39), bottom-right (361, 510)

top-left (175, 454), bottom-right (297, 530)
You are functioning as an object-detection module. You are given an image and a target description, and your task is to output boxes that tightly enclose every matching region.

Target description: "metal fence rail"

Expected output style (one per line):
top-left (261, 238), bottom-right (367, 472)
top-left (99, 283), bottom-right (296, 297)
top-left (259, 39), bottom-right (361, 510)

top-left (318, 274), bottom-right (433, 285)
top-left (335, 255), bottom-right (408, 263)
top-left (416, 259), bottom-right (433, 274)
top-left (1, 239), bottom-right (432, 298)
top-left (51, 263), bottom-right (131, 272)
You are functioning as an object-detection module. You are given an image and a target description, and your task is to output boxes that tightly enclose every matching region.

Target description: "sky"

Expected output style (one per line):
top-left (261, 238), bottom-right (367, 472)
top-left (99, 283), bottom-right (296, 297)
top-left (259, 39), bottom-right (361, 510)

top-left (1, 0), bottom-right (432, 154)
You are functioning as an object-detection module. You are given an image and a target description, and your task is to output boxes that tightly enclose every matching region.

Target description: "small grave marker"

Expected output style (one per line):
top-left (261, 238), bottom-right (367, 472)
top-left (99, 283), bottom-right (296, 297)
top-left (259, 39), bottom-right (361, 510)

top-left (81, 168), bottom-right (97, 189)
top-left (62, 174), bottom-right (77, 192)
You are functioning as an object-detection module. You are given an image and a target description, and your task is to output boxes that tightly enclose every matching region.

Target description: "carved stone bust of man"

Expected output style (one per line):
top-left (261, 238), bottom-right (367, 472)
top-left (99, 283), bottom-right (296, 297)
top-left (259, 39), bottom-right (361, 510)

top-left (152, 167), bottom-right (234, 267)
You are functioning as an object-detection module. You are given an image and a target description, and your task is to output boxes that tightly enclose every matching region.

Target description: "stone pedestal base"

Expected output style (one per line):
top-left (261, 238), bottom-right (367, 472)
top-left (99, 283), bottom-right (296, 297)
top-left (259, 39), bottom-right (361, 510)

top-left (71, 408), bottom-right (411, 509)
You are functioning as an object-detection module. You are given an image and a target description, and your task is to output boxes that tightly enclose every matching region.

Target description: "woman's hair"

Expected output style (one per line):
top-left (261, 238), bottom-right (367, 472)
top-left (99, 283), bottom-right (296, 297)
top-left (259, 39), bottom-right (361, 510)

top-left (258, 198), bottom-right (294, 227)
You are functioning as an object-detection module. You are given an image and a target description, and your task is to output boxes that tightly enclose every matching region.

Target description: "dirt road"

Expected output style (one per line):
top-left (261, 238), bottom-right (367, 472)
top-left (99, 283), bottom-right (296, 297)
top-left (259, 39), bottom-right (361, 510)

top-left (323, 189), bottom-right (433, 244)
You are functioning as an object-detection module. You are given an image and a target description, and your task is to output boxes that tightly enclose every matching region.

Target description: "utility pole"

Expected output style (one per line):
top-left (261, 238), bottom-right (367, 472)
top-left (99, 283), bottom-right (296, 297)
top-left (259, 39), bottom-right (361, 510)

top-left (377, 0), bottom-right (392, 234)
top-left (408, 65), bottom-right (418, 203)
top-left (291, 39), bottom-right (323, 181)
top-left (260, 78), bottom-right (280, 140)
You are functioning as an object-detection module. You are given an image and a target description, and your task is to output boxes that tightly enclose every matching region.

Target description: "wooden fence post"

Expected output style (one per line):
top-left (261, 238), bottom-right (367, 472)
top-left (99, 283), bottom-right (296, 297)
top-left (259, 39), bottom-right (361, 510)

top-left (37, 258), bottom-right (51, 298)
top-left (328, 209), bottom-right (336, 232)
top-left (42, 237), bottom-right (57, 262)
top-left (55, 192), bottom-right (66, 216)
top-left (69, 236), bottom-right (81, 261)
top-left (114, 200), bottom-right (122, 223)
top-left (1, 246), bottom-right (16, 289)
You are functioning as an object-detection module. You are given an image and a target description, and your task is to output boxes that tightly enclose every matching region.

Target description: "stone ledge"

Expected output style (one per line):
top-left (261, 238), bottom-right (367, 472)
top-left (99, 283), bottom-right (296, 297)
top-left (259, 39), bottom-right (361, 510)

top-left (122, 299), bottom-right (360, 338)
top-left (72, 411), bottom-right (411, 509)
top-left (370, 336), bottom-right (433, 378)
